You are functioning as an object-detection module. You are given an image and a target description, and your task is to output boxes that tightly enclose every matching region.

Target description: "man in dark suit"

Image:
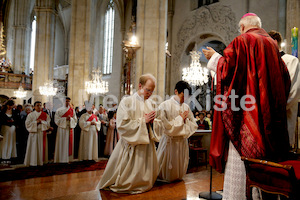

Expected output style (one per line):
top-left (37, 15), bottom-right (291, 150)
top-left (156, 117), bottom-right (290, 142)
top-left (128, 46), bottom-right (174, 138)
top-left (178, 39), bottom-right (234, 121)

top-left (44, 102), bottom-right (56, 161)
top-left (97, 105), bottom-right (108, 157)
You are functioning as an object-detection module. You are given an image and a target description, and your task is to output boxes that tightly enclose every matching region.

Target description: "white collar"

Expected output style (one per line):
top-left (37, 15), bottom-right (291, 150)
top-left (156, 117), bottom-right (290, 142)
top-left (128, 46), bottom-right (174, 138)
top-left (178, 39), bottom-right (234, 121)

top-left (171, 96), bottom-right (181, 105)
top-left (134, 92), bottom-right (144, 101)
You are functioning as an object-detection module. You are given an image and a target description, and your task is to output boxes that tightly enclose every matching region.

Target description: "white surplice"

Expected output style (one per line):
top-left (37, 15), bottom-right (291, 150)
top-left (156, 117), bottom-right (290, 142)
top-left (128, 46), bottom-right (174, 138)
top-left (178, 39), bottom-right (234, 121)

top-left (54, 106), bottom-right (77, 163)
top-left (99, 92), bottom-right (162, 194)
top-left (78, 113), bottom-right (100, 161)
top-left (24, 111), bottom-right (50, 166)
top-left (282, 54), bottom-right (300, 146)
top-left (156, 96), bottom-right (198, 182)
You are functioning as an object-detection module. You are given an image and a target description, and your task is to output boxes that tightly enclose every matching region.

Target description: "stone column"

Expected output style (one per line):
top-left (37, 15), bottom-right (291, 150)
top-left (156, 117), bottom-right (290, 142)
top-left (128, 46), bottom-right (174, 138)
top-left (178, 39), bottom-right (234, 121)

top-left (286, 0), bottom-right (300, 56)
top-left (166, 0), bottom-right (174, 96)
top-left (67, 0), bottom-right (92, 107)
top-left (32, 0), bottom-right (57, 103)
top-left (9, 0), bottom-right (33, 74)
top-left (135, 0), bottom-right (167, 98)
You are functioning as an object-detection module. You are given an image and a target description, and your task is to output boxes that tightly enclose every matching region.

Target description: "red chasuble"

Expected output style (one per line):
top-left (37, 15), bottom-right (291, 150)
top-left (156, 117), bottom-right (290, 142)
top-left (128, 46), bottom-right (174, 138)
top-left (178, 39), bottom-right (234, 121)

top-left (37, 111), bottom-right (47, 161)
top-left (62, 107), bottom-right (74, 156)
top-left (210, 28), bottom-right (291, 173)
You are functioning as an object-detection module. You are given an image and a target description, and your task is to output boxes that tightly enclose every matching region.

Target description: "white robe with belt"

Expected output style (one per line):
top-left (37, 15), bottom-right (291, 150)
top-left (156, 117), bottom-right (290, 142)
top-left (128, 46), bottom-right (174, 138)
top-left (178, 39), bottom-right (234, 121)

top-left (24, 111), bottom-right (50, 166)
top-left (282, 54), bottom-right (300, 146)
top-left (54, 106), bottom-right (77, 163)
top-left (156, 97), bottom-right (198, 182)
top-left (99, 92), bottom-right (163, 194)
top-left (78, 113), bottom-right (100, 161)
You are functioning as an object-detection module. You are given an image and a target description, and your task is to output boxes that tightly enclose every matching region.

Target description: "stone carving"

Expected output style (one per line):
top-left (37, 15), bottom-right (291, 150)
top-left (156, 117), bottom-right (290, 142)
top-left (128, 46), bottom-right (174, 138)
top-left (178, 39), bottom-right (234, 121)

top-left (172, 3), bottom-right (238, 87)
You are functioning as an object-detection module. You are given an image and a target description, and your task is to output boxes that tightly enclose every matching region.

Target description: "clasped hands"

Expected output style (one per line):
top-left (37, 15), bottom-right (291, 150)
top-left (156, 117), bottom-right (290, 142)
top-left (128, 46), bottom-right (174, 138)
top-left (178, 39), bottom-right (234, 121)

top-left (144, 111), bottom-right (156, 124)
top-left (180, 111), bottom-right (189, 123)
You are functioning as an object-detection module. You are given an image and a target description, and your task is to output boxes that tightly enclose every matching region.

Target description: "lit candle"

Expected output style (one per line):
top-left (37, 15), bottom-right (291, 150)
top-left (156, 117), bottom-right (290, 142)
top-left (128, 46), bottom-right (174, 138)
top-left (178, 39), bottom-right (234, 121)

top-left (291, 27), bottom-right (298, 57)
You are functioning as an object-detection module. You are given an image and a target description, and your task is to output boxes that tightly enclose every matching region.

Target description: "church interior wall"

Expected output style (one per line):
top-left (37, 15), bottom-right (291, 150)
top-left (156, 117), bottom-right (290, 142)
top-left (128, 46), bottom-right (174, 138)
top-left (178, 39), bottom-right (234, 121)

top-left (54, 18), bottom-right (65, 68)
top-left (93, 0), bottom-right (124, 103)
top-left (5, 0), bottom-right (35, 74)
top-left (57, 4), bottom-right (71, 64)
top-left (94, 1), bottom-right (105, 70)
top-left (108, 8), bottom-right (122, 101)
top-left (220, 0), bottom-right (247, 21)
top-left (5, 0), bottom-right (15, 69)
top-left (248, 0), bottom-right (280, 33)
top-left (89, 0), bottom-right (98, 77)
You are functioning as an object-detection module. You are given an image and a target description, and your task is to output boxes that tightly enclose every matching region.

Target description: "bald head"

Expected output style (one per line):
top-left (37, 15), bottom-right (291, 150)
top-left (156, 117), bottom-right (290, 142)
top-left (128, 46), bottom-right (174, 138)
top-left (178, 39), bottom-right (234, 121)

top-left (139, 73), bottom-right (156, 86)
top-left (138, 74), bottom-right (156, 100)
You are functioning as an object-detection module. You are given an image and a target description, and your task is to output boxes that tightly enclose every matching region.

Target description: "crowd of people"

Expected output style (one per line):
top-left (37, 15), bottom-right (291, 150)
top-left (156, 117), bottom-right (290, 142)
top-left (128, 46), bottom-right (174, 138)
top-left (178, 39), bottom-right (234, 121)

top-left (0, 98), bottom-right (119, 166)
top-left (0, 58), bottom-right (13, 73)
top-left (0, 92), bottom-right (211, 167)
top-left (194, 110), bottom-right (212, 130)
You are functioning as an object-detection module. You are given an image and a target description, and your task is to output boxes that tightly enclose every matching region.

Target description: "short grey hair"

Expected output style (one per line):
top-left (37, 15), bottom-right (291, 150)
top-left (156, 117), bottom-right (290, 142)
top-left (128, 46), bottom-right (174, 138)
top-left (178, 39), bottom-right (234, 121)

top-left (25, 106), bottom-right (32, 111)
top-left (239, 16), bottom-right (262, 28)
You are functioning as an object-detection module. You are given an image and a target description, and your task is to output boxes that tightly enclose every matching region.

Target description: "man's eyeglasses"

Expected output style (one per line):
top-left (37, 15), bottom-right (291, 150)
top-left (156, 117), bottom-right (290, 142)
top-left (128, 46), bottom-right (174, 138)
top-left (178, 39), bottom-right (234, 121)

top-left (144, 88), bottom-right (153, 94)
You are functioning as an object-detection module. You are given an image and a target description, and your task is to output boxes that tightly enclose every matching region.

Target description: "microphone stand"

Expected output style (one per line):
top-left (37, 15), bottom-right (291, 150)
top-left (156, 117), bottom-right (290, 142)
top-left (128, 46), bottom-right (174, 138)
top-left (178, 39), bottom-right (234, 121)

top-left (199, 74), bottom-right (222, 200)
top-left (198, 165), bottom-right (222, 199)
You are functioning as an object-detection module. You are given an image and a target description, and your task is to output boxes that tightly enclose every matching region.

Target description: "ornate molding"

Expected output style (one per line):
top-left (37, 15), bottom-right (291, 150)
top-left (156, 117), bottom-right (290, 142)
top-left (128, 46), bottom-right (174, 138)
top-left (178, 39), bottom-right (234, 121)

top-left (172, 3), bottom-right (238, 85)
top-left (8, 75), bottom-right (22, 82)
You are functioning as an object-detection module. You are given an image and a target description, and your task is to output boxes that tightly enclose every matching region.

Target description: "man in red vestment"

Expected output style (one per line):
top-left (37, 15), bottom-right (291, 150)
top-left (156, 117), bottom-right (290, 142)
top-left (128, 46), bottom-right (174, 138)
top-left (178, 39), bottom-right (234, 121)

top-left (203, 13), bottom-right (291, 199)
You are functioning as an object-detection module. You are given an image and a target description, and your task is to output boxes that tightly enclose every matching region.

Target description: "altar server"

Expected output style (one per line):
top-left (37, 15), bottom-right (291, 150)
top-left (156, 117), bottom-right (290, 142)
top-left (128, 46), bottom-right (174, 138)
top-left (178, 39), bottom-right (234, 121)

top-left (156, 81), bottom-right (198, 182)
top-left (24, 101), bottom-right (50, 166)
top-left (78, 104), bottom-right (100, 161)
top-left (99, 73), bottom-right (162, 194)
top-left (269, 30), bottom-right (300, 148)
top-left (54, 97), bottom-right (77, 163)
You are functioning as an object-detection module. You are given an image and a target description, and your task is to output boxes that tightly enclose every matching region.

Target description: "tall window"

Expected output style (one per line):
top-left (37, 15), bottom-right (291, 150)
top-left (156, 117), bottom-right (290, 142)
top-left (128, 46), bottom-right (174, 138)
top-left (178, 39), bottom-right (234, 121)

top-left (30, 16), bottom-right (36, 72)
top-left (103, 0), bottom-right (115, 75)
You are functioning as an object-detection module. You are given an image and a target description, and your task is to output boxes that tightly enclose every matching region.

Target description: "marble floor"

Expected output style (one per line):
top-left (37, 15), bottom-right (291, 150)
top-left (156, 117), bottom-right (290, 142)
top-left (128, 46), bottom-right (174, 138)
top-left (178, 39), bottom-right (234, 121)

top-left (0, 165), bottom-right (224, 200)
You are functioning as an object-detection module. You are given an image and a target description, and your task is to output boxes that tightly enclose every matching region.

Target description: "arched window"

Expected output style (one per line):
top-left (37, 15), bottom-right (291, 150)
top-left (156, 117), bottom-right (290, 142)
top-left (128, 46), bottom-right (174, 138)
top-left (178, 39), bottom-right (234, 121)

top-left (103, 0), bottom-right (115, 75)
top-left (29, 15), bottom-right (36, 72)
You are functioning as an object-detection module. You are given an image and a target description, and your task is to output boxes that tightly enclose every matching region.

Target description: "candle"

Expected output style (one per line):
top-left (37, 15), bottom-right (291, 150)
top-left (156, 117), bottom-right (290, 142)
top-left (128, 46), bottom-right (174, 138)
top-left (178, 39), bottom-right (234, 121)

top-left (291, 27), bottom-right (298, 57)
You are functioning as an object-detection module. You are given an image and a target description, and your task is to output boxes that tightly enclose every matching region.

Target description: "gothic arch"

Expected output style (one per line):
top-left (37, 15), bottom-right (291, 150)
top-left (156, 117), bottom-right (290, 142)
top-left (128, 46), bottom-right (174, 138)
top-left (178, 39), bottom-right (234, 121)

top-left (171, 3), bottom-right (238, 87)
